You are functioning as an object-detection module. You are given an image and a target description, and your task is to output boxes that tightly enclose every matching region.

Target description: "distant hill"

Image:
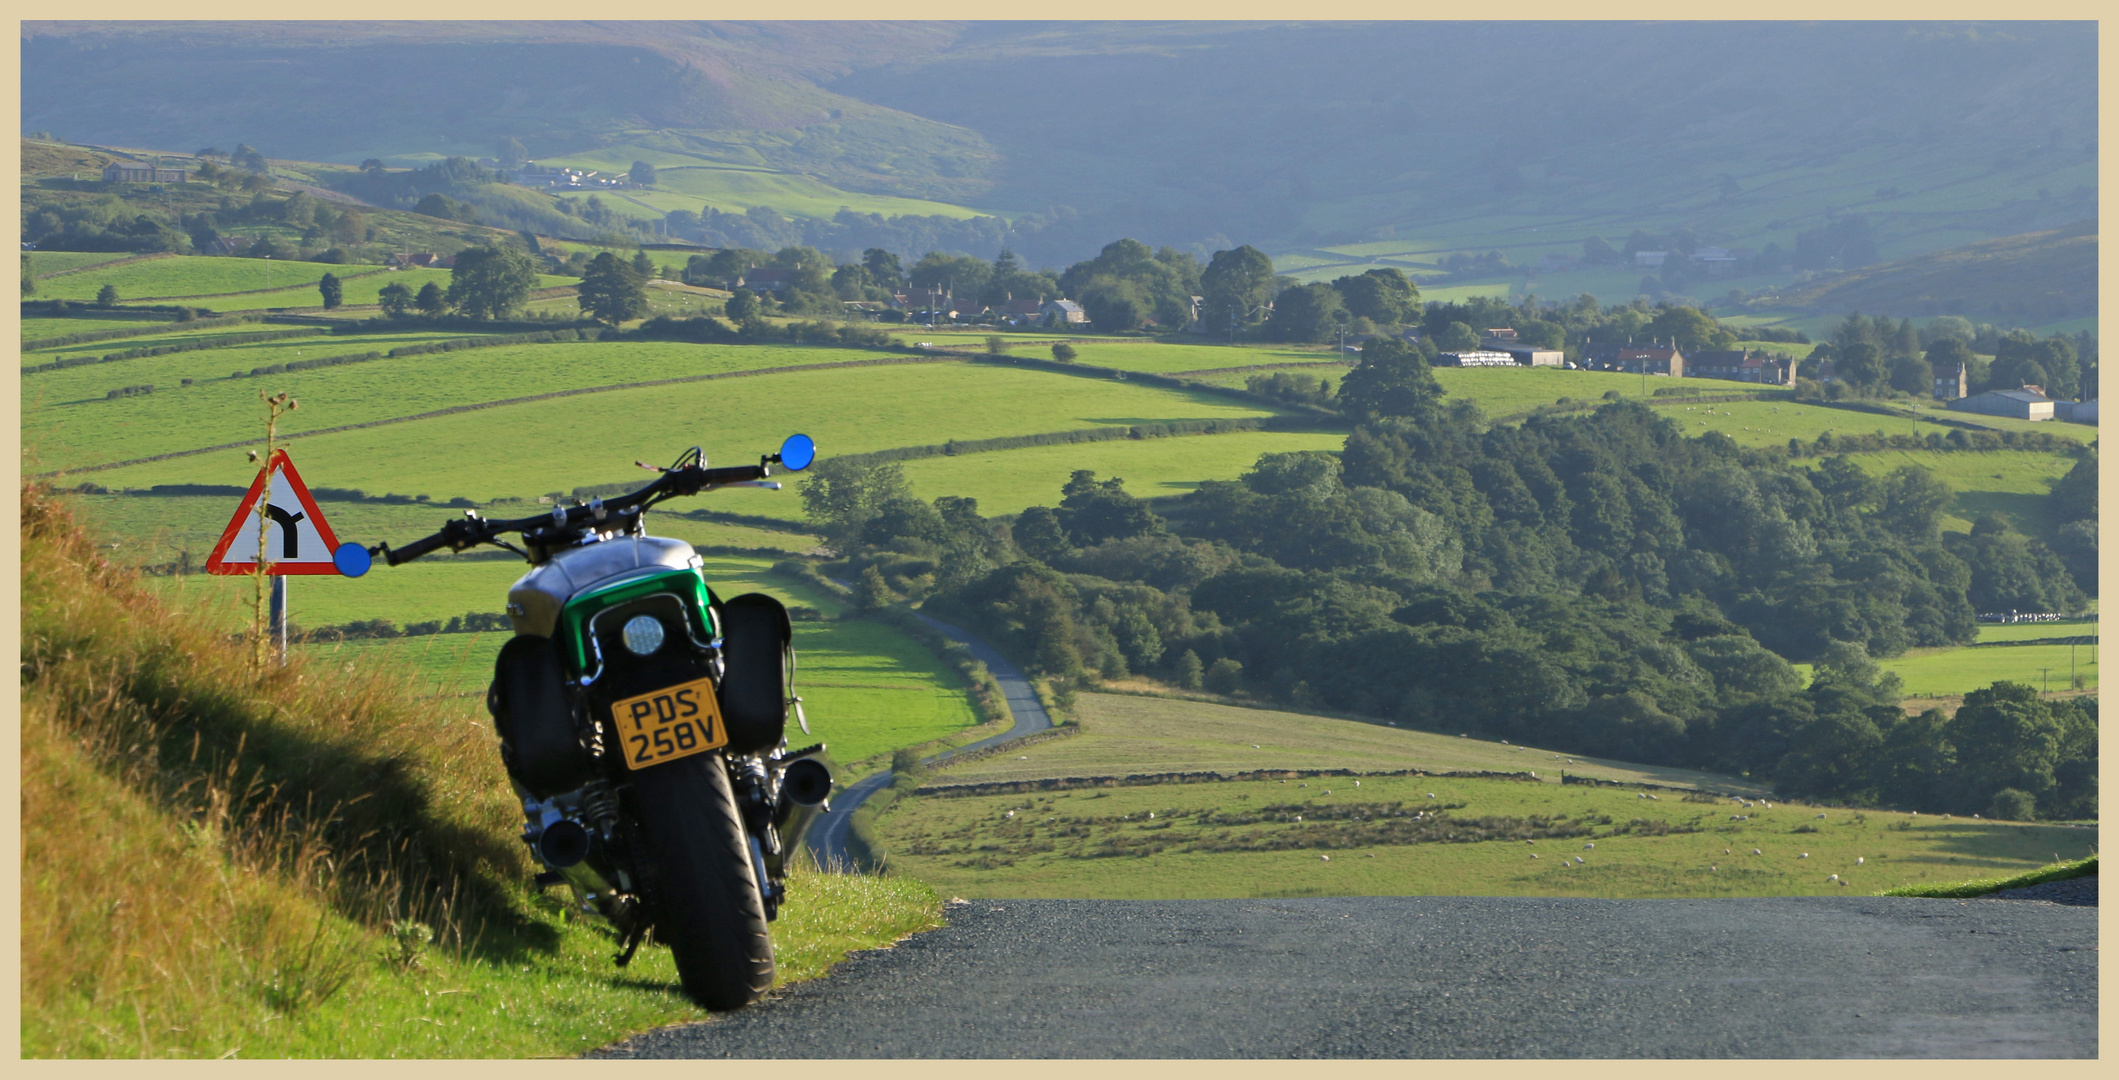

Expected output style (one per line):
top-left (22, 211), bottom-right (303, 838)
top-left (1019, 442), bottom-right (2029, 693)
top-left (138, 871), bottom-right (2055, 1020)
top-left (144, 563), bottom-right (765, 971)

top-left (21, 21), bottom-right (2097, 270)
top-left (1765, 220), bottom-right (2096, 321)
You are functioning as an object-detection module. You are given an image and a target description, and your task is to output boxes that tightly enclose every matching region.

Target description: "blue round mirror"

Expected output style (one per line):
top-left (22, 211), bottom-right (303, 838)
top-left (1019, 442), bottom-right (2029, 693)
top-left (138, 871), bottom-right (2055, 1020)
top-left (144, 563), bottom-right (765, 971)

top-left (779, 433), bottom-right (816, 471)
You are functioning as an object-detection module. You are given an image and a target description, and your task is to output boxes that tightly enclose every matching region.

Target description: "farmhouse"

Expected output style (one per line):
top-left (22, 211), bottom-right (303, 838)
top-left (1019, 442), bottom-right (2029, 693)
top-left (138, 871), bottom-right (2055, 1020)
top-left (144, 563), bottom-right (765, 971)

top-left (1687, 350), bottom-right (1792, 385)
top-left (1947, 389), bottom-right (2054, 421)
top-left (1633, 250), bottom-right (1669, 268)
top-left (1041, 299), bottom-right (1089, 325)
top-left (1615, 345), bottom-right (1685, 377)
top-left (741, 268), bottom-right (796, 294)
top-left (1932, 362), bottom-right (1968, 400)
top-left (1436, 350), bottom-right (1518, 367)
top-left (1002, 298), bottom-right (1047, 325)
top-left (102, 161), bottom-right (188, 183)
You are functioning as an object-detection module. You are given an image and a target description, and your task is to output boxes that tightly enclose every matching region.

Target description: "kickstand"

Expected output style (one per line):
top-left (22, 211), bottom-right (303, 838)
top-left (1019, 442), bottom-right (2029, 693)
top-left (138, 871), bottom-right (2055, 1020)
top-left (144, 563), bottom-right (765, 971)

top-left (612, 925), bottom-right (648, 968)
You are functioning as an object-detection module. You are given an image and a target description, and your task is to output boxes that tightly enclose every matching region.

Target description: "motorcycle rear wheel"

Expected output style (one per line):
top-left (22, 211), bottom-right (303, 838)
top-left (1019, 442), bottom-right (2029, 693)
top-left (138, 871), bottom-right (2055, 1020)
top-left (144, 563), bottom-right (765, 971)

top-left (629, 752), bottom-right (775, 1009)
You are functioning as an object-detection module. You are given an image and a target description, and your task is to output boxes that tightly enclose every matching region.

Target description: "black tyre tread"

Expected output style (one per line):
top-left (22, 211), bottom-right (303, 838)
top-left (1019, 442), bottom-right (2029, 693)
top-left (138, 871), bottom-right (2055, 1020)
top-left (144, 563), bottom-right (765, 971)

top-left (630, 753), bottom-right (774, 1008)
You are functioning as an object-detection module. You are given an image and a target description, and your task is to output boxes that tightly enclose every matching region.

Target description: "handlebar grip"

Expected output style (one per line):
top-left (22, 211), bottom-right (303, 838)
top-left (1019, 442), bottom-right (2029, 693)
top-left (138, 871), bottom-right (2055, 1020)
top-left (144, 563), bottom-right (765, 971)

top-left (694, 464), bottom-right (769, 487)
top-left (381, 532), bottom-right (452, 566)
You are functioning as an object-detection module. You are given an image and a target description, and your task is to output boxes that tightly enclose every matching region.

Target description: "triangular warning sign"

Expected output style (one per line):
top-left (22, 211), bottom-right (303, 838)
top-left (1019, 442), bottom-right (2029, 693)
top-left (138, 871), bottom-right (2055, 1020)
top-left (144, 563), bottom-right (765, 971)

top-left (205, 450), bottom-right (345, 575)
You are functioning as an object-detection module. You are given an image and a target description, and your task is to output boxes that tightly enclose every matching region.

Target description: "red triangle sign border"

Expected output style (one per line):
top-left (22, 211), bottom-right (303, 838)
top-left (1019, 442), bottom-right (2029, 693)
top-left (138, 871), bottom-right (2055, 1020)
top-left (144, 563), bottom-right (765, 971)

top-left (203, 449), bottom-right (346, 575)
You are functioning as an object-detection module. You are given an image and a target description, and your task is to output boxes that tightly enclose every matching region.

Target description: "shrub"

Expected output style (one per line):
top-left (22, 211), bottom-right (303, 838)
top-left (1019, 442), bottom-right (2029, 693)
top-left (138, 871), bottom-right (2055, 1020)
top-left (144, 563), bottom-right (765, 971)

top-left (1051, 342), bottom-right (1078, 362)
top-left (1988, 788), bottom-right (2036, 821)
top-left (1204, 657), bottom-right (1244, 695)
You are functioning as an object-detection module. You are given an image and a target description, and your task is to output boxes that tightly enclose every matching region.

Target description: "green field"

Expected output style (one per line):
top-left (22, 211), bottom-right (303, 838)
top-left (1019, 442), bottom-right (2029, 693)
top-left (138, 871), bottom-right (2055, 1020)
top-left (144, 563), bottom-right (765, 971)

top-left (24, 251), bottom-right (137, 277)
top-left (1803, 449), bottom-right (2081, 535)
top-left (75, 362), bottom-right (1297, 508)
top-left (26, 341), bottom-right (934, 472)
top-left (1789, 619), bottom-right (2099, 699)
top-left (21, 314), bottom-right (205, 342)
top-left (28, 258), bottom-right (576, 309)
top-left (29, 256), bottom-right (390, 301)
top-left (895, 431), bottom-right (1353, 515)
top-left (1881, 643), bottom-right (2096, 698)
top-left (935, 692), bottom-right (1768, 794)
top-left (531, 142), bottom-right (987, 222)
top-left (873, 771), bottom-right (2093, 900)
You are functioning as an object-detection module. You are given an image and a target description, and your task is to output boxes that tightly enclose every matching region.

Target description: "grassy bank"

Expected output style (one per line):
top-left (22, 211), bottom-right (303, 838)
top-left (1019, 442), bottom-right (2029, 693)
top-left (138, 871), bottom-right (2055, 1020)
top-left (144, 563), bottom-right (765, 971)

top-left (21, 485), bottom-right (943, 1057)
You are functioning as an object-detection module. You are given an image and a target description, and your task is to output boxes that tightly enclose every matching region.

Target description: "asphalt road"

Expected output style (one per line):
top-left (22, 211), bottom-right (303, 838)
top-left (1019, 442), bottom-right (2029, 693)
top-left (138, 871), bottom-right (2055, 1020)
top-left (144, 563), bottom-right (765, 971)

top-left (595, 895), bottom-right (2095, 1058)
top-left (801, 612), bottom-right (1052, 868)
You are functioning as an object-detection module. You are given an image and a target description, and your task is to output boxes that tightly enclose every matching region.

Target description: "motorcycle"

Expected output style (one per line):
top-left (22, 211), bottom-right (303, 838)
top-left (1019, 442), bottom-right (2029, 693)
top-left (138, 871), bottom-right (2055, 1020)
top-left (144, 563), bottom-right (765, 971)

top-left (369, 434), bottom-right (831, 1009)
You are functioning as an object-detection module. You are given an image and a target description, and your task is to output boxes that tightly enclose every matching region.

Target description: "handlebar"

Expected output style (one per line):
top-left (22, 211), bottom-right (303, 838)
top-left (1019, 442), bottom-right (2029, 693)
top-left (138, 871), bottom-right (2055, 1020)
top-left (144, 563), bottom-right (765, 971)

top-left (372, 443), bottom-right (804, 567)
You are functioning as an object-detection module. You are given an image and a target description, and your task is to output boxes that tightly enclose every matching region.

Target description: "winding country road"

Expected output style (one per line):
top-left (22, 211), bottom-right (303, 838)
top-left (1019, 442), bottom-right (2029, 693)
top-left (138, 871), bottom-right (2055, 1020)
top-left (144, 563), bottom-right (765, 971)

top-left (802, 612), bottom-right (1051, 868)
top-left (598, 894), bottom-right (2096, 1058)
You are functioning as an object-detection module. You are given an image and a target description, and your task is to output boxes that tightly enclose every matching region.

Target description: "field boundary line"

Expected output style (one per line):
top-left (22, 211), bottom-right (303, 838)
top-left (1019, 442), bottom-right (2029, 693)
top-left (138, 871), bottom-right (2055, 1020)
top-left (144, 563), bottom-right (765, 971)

top-left (913, 765), bottom-right (1553, 798)
top-left (1173, 360), bottom-right (1353, 377)
top-left (129, 266), bottom-right (391, 302)
top-left (31, 252), bottom-right (178, 280)
top-left (36, 353), bottom-right (964, 478)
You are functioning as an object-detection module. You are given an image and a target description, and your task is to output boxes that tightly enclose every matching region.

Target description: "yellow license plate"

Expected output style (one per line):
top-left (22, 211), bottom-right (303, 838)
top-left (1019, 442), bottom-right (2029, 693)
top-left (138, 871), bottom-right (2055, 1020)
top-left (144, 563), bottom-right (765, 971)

top-left (610, 677), bottom-right (726, 769)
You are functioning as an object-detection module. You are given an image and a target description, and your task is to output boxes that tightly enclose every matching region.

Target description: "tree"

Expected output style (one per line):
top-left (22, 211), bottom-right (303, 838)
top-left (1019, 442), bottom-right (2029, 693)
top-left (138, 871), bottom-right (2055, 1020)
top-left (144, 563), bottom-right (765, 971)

top-left (1332, 268), bottom-right (1420, 326)
top-left (95, 283), bottom-right (118, 307)
top-left (1433, 321), bottom-right (1480, 352)
top-left (1335, 335), bottom-right (1444, 422)
top-left (576, 252), bottom-right (648, 326)
top-left (630, 249), bottom-right (656, 280)
top-left (317, 272), bottom-right (343, 310)
top-left (1199, 245), bottom-right (1276, 336)
top-left (1581, 235), bottom-right (1619, 265)
top-left (800, 460), bottom-right (914, 553)
top-left (414, 193), bottom-right (474, 223)
top-left (1261, 282), bottom-right (1347, 343)
top-left (630, 160), bottom-right (657, 187)
top-left (1924, 337), bottom-right (1974, 381)
top-left (359, 158), bottom-right (385, 172)
top-left (1058, 471), bottom-right (1163, 545)
top-left (724, 288), bottom-right (759, 322)
top-left (1051, 342), bottom-right (1078, 362)
top-left (1886, 352), bottom-right (1931, 395)
top-left (20, 254), bottom-right (33, 297)
top-left (444, 245), bottom-right (539, 319)
top-left (377, 282), bottom-right (412, 318)
top-left (1876, 465), bottom-right (1951, 541)
top-left (1835, 342), bottom-right (1885, 392)
top-left (414, 281), bottom-right (446, 317)
top-left (496, 137), bottom-right (529, 168)
top-left (862, 248), bottom-right (904, 289)
top-left (1078, 278), bottom-right (1147, 331)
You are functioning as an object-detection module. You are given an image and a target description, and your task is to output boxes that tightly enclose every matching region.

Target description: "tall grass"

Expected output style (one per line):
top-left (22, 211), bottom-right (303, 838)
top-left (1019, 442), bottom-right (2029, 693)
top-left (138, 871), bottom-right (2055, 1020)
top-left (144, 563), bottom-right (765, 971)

top-left (22, 483), bottom-right (526, 1052)
top-left (21, 482), bottom-right (946, 1056)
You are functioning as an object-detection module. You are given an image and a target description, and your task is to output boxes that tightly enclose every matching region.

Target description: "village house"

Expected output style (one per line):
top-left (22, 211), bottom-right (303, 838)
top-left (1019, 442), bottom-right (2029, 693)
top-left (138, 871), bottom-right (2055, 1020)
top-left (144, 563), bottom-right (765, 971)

top-left (1041, 299), bottom-right (1088, 325)
top-left (102, 161), bottom-right (188, 183)
top-left (1932, 361), bottom-right (1968, 400)
top-left (740, 268), bottom-right (796, 294)
top-left (1686, 349), bottom-right (1793, 385)
top-left (1615, 345), bottom-right (1686, 377)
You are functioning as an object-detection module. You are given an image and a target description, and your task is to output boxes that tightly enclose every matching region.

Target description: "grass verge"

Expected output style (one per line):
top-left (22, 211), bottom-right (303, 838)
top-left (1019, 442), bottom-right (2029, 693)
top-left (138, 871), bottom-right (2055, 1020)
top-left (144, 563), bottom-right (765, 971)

top-left (21, 484), bottom-right (943, 1057)
top-left (1880, 854), bottom-right (2098, 899)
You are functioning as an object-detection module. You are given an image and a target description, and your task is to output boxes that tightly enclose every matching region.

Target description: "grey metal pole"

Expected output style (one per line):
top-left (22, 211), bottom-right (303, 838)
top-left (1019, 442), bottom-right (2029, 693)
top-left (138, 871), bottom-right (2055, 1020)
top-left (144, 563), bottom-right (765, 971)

top-left (270, 575), bottom-right (288, 664)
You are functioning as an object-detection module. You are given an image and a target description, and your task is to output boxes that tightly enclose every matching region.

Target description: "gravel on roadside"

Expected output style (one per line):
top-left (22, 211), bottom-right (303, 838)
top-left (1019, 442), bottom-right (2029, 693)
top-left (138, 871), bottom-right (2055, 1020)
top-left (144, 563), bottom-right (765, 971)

top-left (1983, 874), bottom-right (2097, 906)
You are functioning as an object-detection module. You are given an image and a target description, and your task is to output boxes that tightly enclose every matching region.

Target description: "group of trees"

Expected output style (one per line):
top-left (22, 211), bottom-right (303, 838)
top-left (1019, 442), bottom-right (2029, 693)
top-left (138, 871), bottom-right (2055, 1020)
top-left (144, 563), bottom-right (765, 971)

top-left (1803, 311), bottom-right (2096, 401)
top-left (373, 244), bottom-right (542, 320)
top-left (807, 335), bottom-right (2093, 818)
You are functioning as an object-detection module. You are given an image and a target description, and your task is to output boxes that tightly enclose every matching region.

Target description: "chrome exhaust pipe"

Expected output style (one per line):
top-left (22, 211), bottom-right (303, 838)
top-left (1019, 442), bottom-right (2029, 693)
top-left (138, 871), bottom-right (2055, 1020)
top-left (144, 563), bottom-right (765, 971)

top-left (780, 757), bottom-right (833, 807)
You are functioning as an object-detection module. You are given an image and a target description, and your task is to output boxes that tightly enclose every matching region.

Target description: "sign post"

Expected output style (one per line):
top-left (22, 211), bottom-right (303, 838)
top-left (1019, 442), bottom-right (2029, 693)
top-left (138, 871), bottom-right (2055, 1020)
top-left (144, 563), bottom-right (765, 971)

top-left (204, 449), bottom-right (369, 662)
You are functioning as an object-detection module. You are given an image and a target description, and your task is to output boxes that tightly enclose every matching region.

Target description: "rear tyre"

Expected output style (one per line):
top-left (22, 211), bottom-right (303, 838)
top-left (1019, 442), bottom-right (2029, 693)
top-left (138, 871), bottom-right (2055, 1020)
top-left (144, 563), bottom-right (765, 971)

top-left (629, 752), bottom-right (774, 1009)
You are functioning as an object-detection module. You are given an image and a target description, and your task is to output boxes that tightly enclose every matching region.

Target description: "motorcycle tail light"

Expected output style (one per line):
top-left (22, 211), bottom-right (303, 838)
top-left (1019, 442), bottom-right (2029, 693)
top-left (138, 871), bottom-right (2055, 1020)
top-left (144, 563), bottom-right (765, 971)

top-left (621, 615), bottom-right (666, 656)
